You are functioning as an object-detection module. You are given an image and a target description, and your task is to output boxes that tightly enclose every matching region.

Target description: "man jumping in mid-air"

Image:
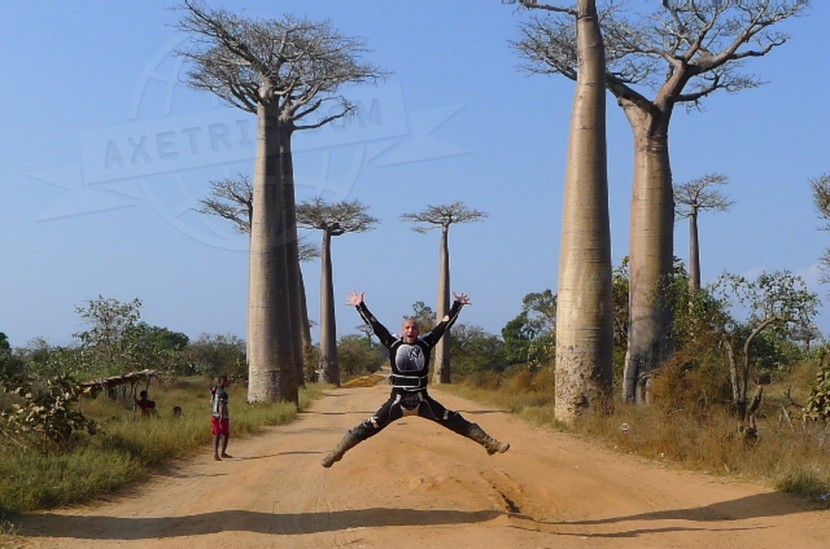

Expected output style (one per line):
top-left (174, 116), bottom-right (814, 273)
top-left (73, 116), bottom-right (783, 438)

top-left (321, 290), bottom-right (510, 468)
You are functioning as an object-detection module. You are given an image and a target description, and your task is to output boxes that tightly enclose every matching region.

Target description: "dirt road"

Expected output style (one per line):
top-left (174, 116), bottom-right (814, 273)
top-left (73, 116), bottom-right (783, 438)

top-left (13, 381), bottom-right (830, 548)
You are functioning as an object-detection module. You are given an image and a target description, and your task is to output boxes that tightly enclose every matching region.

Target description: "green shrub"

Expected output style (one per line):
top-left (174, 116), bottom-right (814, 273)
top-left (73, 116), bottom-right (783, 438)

top-left (0, 373), bottom-right (96, 454)
top-left (805, 355), bottom-right (830, 422)
top-left (0, 377), bottom-right (322, 515)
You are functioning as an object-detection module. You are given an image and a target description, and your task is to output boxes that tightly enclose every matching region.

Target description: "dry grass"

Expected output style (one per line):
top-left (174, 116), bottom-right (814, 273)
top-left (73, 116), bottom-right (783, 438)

top-left (443, 367), bottom-right (561, 429)
top-left (342, 373), bottom-right (385, 388)
top-left (448, 365), bottom-right (830, 503)
top-left (0, 377), bottom-right (323, 517)
top-left (576, 400), bottom-right (830, 500)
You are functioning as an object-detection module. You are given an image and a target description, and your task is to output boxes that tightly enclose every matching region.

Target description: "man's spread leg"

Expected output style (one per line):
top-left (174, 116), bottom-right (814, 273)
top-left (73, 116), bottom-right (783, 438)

top-left (466, 423), bottom-right (511, 455)
top-left (321, 430), bottom-right (361, 468)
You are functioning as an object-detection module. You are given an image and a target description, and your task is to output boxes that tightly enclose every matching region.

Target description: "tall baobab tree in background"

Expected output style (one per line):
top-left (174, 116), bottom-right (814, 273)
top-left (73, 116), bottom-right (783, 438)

top-left (811, 173), bottom-right (830, 284)
top-left (176, 1), bottom-right (386, 403)
top-left (674, 173), bottom-right (734, 295)
top-left (197, 175), bottom-right (254, 234)
top-left (515, 0), bottom-right (809, 403)
top-left (401, 202), bottom-right (487, 384)
top-left (196, 175), bottom-right (320, 385)
top-left (519, 0), bottom-right (613, 423)
top-left (297, 197), bottom-right (377, 386)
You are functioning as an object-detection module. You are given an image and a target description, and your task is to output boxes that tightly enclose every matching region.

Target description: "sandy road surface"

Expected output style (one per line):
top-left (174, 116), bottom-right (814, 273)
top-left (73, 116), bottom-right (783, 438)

top-left (10, 381), bottom-right (830, 548)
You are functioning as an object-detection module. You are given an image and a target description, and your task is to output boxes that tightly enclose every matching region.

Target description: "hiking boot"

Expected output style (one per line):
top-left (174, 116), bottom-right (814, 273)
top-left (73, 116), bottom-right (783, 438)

top-left (467, 423), bottom-right (510, 455)
top-left (485, 439), bottom-right (510, 455)
top-left (321, 432), bottom-right (361, 468)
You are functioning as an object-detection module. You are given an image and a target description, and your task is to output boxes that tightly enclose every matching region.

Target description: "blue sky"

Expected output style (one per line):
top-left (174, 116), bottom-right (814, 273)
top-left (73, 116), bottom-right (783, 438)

top-left (2, 1), bottom-right (828, 348)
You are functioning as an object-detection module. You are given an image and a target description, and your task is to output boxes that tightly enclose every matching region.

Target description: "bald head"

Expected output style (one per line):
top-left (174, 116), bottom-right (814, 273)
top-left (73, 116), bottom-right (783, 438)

top-left (401, 317), bottom-right (421, 343)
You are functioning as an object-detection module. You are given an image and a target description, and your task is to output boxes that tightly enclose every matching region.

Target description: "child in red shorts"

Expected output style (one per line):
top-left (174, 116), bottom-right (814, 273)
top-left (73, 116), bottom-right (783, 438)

top-left (211, 375), bottom-right (231, 460)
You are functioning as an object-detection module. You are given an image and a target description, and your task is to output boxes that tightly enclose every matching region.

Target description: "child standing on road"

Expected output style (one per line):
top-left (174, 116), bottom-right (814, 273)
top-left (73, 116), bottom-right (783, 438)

top-left (211, 375), bottom-right (231, 461)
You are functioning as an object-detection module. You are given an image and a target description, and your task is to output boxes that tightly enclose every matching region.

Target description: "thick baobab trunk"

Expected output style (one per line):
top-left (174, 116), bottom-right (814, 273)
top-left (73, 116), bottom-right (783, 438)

top-left (689, 209), bottom-right (700, 294)
top-left (319, 230), bottom-right (340, 386)
top-left (622, 121), bottom-right (675, 404)
top-left (278, 129), bottom-right (303, 401)
top-left (433, 225), bottom-right (451, 384)
top-left (248, 97), bottom-right (295, 403)
top-left (554, 0), bottom-right (614, 425)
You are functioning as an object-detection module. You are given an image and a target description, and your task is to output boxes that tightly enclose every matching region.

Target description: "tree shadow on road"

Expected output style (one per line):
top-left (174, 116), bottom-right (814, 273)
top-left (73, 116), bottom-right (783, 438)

top-left (18, 507), bottom-right (502, 541)
top-left (553, 492), bottom-right (822, 525)
top-left (505, 492), bottom-right (826, 541)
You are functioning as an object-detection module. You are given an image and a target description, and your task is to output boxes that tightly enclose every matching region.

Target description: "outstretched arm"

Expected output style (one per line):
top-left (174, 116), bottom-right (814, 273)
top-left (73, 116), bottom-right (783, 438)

top-left (348, 291), bottom-right (395, 347)
top-left (424, 292), bottom-right (470, 346)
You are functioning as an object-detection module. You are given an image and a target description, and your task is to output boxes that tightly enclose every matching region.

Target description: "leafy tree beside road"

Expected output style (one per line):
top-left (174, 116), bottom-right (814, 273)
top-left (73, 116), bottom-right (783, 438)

top-left (501, 289), bottom-right (556, 369)
top-left (74, 297), bottom-right (189, 379)
top-left (710, 271), bottom-right (819, 433)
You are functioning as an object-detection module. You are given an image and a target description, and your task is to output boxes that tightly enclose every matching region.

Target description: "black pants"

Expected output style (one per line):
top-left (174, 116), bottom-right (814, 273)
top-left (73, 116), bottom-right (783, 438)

top-left (349, 388), bottom-right (474, 441)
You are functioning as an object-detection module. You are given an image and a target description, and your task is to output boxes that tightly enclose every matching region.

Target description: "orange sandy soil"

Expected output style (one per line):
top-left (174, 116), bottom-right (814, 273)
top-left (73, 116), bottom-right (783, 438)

top-left (10, 381), bottom-right (830, 548)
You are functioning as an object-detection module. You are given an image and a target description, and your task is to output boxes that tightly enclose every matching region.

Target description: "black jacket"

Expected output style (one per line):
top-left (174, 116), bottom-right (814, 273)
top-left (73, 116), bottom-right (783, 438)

top-left (355, 300), bottom-right (463, 390)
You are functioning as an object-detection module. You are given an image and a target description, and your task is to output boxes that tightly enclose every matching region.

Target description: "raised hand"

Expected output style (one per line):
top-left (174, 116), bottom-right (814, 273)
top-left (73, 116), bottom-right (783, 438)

top-left (346, 291), bottom-right (365, 306)
top-left (453, 292), bottom-right (471, 305)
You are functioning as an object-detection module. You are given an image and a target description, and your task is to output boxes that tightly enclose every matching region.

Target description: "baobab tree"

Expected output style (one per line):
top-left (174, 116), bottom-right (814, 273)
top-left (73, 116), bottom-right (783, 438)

top-left (197, 175), bottom-right (254, 234)
top-left (196, 175), bottom-right (320, 384)
top-left (176, 1), bottom-right (386, 403)
top-left (401, 202), bottom-right (487, 384)
top-left (297, 197), bottom-right (377, 386)
top-left (811, 173), bottom-right (830, 284)
top-left (197, 175), bottom-right (324, 262)
top-left (515, 0), bottom-right (809, 403)
top-left (674, 173), bottom-right (734, 295)
top-left (518, 0), bottom-right (613, 423)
